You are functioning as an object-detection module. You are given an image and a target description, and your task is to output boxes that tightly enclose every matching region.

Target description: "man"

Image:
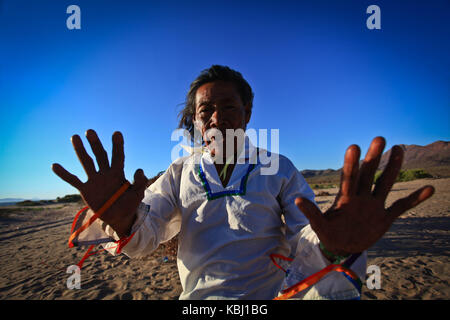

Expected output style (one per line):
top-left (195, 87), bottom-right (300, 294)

top-left (52, 65), bottom-right (435, 299)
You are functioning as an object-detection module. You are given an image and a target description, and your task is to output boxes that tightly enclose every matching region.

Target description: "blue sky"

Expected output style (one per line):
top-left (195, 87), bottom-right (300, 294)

top-left (0, 0), bottom-right (448, 199)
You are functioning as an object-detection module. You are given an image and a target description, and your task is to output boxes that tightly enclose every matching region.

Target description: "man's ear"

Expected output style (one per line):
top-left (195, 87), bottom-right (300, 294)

top-left (244, 104), bottom-right (252, 125)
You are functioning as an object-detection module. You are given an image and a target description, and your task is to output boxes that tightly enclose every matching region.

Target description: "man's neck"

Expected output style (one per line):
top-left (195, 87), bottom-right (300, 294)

top-left (214, 162), bottom-right (236, 188)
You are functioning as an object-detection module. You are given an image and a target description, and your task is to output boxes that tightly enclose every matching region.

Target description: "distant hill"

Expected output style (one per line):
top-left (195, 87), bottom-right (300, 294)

top-left (378, 141), bottom-right (450, 170)
top-left (301, 169), bottom-right (338, 179)
top-left (0, 198), bottom-right (26, 206)
top-left (301, 140), bottom-right (450, 184)
top-left (0, 194), bottom-right (82, 207)
top-left (0, 198), bottom-right (25, 203)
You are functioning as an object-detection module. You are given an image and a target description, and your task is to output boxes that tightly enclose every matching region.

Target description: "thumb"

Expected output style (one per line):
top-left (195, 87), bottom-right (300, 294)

top-left (133, 169), bottom-right (148, 193)
top-left (295, 197), bottom-right (325, 230)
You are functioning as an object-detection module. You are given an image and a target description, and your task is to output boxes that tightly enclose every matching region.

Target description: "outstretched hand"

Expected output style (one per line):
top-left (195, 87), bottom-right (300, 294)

top-left (296, 137), bottom-right (435, 257)
top-left (52, 130), bottom-right (149, 238)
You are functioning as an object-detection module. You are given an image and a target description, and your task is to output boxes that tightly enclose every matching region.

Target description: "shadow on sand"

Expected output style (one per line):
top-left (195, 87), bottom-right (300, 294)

top-left (368, 216), bottom-right (450, 259)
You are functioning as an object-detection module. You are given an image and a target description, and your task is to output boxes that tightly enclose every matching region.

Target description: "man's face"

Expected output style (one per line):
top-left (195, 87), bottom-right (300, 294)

top-left (194, 80), bottom-right (251, 155)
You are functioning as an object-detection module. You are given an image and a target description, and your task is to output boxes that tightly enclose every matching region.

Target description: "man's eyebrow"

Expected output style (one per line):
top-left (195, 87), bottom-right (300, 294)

top-left (197, 100), bottom-right (212, 107)
top-left (197, 97), bottom-right (239, 106)
top-left (220, 98), bottom-right (239, 104)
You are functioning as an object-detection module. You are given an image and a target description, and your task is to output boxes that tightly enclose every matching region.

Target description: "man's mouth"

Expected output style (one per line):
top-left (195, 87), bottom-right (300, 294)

top-left (204, 128), bottom-right (225, 144)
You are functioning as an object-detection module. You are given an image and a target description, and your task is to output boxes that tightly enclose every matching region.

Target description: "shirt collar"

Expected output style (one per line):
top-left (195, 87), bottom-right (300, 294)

top-left (181, 134), bottom-right (258, 164)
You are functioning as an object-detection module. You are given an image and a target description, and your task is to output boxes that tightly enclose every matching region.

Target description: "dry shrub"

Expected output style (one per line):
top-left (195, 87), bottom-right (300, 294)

top-left (162, 236), bottom-right (178, 257)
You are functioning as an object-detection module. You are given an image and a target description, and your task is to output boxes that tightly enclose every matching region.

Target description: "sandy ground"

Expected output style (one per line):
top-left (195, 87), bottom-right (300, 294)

top-left (0, 178), bottom-right (448, 300)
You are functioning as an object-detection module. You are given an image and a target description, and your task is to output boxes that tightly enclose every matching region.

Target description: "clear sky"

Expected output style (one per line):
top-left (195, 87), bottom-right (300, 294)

top-left (0, 0), bottom-right (448, 199)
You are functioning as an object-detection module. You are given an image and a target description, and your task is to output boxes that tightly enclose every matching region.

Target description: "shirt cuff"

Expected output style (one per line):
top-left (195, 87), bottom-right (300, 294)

top-left (279, 224), bottom-right (367, 300)
top-left (70, 204), bottom-right (152, 257)
top-left (70, 208), bottom-right (120, 246)
top-left (117, 202), bottom-right (159, 258)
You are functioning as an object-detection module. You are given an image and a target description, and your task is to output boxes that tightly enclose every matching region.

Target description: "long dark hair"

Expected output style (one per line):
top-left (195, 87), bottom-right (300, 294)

top-left (178, 65), bottom-right (254, 141)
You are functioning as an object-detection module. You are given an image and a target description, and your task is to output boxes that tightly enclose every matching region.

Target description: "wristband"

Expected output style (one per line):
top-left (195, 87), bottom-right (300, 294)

top-left (68, 181), bottom-right (131, 247)
top-left (319, 242), bottom-right (350, 264)
top-left (67, 181), bottom-right (135, 268)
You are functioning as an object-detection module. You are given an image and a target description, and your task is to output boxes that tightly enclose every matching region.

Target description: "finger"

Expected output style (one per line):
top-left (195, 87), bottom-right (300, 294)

top-left (133, 169), bottom-right (148, 192)
top-left (111, 131), bottom-right (125, 171)
top-left (373, 145), bottom-right (404, 201)
top-left (52, 163), bottom-right (84, 190)
top-left (386, 185), bottom-right (435, 222)
top-left (357, 137), bottom-right (385, 195)
top-left (86, 129), bottom-right (110, 172)
top-left (295, 197), bottom-right (325, 230)
top-left (339, 144), bottom-right (361, 197)
top-left (71, 134), bottom-right (97, 178)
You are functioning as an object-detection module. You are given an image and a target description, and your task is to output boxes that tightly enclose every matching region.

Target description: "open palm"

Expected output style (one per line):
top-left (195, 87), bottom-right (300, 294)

top-left (52, 129), bottom-right (149, 238)
top-left (296, 137), bottom-right (435, 256)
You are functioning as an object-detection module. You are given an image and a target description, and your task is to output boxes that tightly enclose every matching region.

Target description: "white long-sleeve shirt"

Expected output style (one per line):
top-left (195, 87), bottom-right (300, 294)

top-left (74, 141), bottom-right (366, 300)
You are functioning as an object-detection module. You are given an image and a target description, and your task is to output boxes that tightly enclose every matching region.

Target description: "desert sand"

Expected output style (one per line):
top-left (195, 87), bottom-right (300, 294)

top-left (0, 178), bottom-right (448, 300)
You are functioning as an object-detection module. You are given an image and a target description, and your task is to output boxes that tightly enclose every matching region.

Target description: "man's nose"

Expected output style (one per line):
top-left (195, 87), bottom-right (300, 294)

top-left (210, 108), bottom-right (224, 128)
